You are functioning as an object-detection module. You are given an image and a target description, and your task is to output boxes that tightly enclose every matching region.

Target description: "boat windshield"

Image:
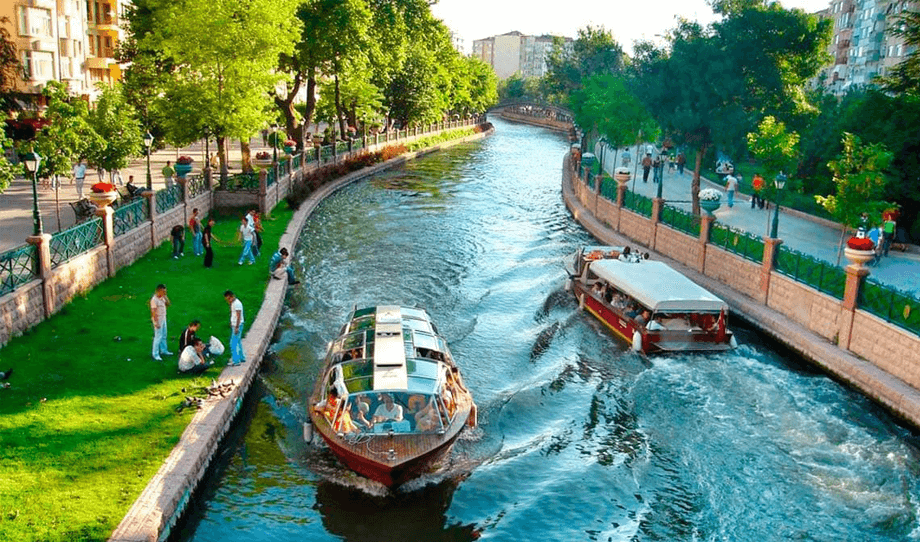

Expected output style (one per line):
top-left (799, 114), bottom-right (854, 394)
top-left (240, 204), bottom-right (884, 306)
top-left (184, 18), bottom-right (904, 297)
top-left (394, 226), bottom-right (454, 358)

top-left (342, 391), bottom-right (453, 435)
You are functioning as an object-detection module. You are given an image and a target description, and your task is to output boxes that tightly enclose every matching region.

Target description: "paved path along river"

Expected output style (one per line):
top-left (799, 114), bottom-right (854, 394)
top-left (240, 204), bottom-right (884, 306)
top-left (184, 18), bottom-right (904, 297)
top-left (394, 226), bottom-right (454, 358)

top-left (173, 118), bottom-right (920, 542)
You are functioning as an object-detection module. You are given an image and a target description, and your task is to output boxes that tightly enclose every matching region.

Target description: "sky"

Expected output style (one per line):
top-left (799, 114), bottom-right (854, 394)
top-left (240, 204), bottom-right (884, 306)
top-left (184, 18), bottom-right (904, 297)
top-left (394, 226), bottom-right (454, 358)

top-left (430, 0), bottom-right (832, 55)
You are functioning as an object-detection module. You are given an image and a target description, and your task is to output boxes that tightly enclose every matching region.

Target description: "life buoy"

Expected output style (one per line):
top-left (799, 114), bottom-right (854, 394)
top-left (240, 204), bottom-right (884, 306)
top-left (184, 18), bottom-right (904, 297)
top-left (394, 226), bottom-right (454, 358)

top-left (632, 330), bottom-right (643, 352)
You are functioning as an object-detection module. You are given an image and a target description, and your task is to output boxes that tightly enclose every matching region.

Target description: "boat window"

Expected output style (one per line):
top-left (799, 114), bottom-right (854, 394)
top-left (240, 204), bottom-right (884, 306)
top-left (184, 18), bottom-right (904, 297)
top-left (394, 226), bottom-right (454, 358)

top-left (401, 307), bottom-right (428, 321)
top-left (348, 315), bottom-right (375, 333)
top-left (341, 360), bottom-right (373, 393)
top-left (352, 307), bottom-right (376, 318)
top-left (412, 330), bottom-right (440, 352)
top-left (403, 316), bottom-right (433, 334)
top-left (345, 391), bottom-right (445, 435)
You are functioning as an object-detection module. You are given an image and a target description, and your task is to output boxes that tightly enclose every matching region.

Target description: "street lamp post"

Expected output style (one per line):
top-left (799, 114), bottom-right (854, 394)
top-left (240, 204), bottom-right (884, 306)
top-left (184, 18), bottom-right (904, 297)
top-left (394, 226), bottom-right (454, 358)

top-left (656, 150), bottom-right (665, 200)
top-left (770, 172), bottom-right (787, 239)
top-left (144, 131), bottom-right (153, 190)
top-left (271, 123), bottom-right (278, 164)
top-left (23, 151), bottom-right (43, 236)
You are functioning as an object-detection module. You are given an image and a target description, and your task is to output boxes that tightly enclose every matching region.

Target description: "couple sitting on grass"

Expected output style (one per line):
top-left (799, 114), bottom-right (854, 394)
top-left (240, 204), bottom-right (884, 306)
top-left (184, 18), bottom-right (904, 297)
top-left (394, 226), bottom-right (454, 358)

top-left (177, 320), bottom-right (225, 375)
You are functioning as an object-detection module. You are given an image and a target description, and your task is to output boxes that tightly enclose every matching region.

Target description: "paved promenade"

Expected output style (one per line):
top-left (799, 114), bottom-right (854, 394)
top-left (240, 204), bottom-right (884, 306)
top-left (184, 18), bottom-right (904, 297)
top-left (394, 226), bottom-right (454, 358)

top-left (597, 143), bottom-right (920, 294)
top-left (0, 136), bottom-right (278, 252)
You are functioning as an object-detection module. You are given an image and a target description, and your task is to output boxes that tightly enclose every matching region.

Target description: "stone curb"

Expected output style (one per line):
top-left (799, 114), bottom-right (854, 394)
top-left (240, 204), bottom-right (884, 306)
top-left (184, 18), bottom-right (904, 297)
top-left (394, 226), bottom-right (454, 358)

top-left (108, 125), bottom-right (494, 542)
top-left (560, 154), bottom-right (920, 431)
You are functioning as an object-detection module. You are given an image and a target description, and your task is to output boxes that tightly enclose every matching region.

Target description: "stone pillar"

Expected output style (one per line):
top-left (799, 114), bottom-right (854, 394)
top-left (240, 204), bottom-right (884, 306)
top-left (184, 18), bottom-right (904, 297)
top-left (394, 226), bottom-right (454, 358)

top-left (616, 182), bottom-right (627, 208)
top-left (144, 192), bottom-right (157, 249)
top-left (650, 197), bottom-right (664, 251)
top-left (760, 237), bottom-right (783, 305)
top-left (258, 169), bottom-right (268, 215)
top-left (27, 233), bottom-right (54, 318)
top-left (839, 264), bottom-right (870, 349)
top-left (96, 206), bottom-right (116, 278)
top-left (698, 214), bottom-right (715, 274)
top-left (594, 174), bottom-right (603, 195)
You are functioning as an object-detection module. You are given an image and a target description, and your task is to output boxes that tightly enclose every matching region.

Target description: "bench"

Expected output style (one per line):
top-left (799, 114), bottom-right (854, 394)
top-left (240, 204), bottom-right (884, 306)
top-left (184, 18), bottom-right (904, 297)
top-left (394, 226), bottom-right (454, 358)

top-left (69, 199), bottom-right (97, 223)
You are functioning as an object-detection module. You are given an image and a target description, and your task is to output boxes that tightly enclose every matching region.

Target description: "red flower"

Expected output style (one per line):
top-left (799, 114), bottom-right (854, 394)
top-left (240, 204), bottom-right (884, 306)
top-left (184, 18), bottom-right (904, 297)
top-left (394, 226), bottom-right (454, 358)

top-left (846, 237), bottom-right (874, 250)
top-left (90, 182), bottom-right (116, 193)
top-left (176, 155), bottom-right (194, 165)
top-left (255, 151), bottom-right (271, 160)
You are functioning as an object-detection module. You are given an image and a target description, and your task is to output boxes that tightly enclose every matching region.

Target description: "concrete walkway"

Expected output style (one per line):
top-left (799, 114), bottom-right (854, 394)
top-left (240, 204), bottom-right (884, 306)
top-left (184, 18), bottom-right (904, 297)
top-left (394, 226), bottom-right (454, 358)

top-left (596, 142), bottom-right (920, 294)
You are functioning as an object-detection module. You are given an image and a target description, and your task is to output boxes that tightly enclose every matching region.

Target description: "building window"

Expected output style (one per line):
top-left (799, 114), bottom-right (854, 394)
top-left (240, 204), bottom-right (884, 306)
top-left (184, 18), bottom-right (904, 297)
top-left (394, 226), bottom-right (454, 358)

top-left (19, 7), bottom-right (54, 37)
top-left (897, 44), bottom-right (903, 56)
top-left (21, 51), bottom-right (32, 79)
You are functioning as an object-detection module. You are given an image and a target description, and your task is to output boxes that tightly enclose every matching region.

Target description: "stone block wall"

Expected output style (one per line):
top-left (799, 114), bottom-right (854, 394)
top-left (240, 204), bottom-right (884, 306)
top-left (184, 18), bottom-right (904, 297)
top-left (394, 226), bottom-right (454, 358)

top-left (654, 226), bottom-right (699, 269)
top-left (619, 210), bottom-right (653, 247)
top-left (113, 226), bottom-right (153, 272)
top-left (0, 281), bottom-right (44, 345)
top-left (766, 273), bottom-right (840, 341)
top-left (849, 311), bottom-right (920, 389)
top-left (704, 247), bottom-right (762, 300)
top-left (155, 206), bottom-right (186, 247)
top-left (47, 246), bottom-right (109, 314)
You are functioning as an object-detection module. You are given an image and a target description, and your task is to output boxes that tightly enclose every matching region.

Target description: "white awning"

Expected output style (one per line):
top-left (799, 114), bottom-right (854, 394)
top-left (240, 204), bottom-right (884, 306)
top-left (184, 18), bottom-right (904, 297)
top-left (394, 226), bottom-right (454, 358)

top-left (589, 259), bottom-right (727, 313)
top-left (373, 306), bottom-right (408, 389)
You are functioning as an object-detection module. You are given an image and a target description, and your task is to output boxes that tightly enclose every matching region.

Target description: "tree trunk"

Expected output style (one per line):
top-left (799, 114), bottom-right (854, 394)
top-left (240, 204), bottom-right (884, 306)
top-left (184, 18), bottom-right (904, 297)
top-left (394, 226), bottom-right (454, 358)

top-left (54, 175), bottom-right (61, 232)
top-left (275, 71), bottom-right (303, 142)
top-left (217, 136), bottom-right (228, 182)
top-left (303, 68), bottom-right (317, 131)
top-left (692, 144), bottom-right (706, 216)
top-left (240, 141), bottom-right (252, 173)
top-left (333, 73), bottom-right (347, 138)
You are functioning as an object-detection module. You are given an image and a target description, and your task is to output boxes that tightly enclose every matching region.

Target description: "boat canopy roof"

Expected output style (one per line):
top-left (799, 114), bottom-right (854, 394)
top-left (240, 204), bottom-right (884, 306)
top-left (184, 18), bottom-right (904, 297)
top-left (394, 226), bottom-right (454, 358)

top-left (327, 305), bottom-right (450, 396)
top-left (589, 259), bottom-right (728, 313)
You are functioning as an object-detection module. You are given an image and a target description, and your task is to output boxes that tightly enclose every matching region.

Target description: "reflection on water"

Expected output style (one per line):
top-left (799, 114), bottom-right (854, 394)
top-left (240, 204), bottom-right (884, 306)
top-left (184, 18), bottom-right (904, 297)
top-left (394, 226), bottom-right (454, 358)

top-left (175, 118), bottom-right (920, 542)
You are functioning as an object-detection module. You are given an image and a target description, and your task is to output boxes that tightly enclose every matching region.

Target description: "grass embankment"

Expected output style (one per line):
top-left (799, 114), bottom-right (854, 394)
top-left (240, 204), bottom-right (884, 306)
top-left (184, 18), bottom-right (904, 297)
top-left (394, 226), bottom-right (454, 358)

top-left (0, 205), bottom-right (293, 541)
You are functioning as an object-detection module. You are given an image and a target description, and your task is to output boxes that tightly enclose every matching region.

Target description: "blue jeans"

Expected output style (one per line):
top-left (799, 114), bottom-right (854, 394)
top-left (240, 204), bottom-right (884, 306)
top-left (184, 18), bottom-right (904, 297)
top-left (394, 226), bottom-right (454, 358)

top-left (239, 239), bottom-right (255, 264)
top-left (193, 231), bottom-right (203, 255)
top-left (727, 190), bottom-right (735, 208)
top-left (172, 237), bottom-right (184, 258)
top-left (230, 326), bottom-right (244, 363)
top-left (152, 321), bottom-right (169, 358)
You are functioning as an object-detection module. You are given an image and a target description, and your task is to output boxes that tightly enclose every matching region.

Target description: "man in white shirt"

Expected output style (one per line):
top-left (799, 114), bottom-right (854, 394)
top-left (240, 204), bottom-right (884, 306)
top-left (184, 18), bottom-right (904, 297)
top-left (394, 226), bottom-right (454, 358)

top-left (724, 173), bottom-right (739, 208)
top-left (237, 216), bottom-right (256, 265)
top-left (73, 160), bottom-right (87, 198)
top-left (373, 394), bottom-right (404, 423)
top-left (224, 290), bottom-right (245, 365)
top-left (150, 284), bottom-right (173, 361)
top-left (178, 338), bottom-right (211, 375)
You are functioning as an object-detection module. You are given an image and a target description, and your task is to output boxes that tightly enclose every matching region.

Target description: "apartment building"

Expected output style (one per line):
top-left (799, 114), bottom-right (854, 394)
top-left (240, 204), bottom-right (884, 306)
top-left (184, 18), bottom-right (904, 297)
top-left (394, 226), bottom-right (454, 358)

top-left (1, 0), bottom-right (128, 105)
top-left (472, 31), bottom-right (571, 80)
top-left (820, 0), bottom-right (918, 95)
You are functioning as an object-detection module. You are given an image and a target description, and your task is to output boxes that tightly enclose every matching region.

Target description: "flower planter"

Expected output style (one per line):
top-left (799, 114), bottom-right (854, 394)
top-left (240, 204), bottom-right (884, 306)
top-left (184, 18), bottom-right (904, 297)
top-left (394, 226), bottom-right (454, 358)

top-left (88, 191), bottom-right (118, 208)
top-left (283, 145), bottom-right (294, 155)
top-left (700, 199), bottom-right (721, 216)
top-left (614, 167), bottom-right (631, 183)
top-left (252, 158), bottom-right (273, 170)
top-left (174, 163), bottom-right (193, 178)
top-left (844, 247), bottom-right (875, 267)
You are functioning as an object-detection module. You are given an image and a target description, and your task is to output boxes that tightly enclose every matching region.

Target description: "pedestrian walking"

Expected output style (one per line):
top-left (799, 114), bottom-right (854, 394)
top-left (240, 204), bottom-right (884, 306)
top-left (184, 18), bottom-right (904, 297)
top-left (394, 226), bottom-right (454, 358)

top-left (621, 148), bottom-right (631, 167)
top-left (224, 290), bottom-right (246, 365)
top-left (652, 153), bottom-right (661, 183)
top-left (252, 211), bottom-right (263, 257)
top-left (150, 284), bottom-right (173, 361)
top-left (883, 214), bottom-right (897, 256)
top-left (676, 152), bottom-right (686, 175)
top-left (237, 216), bottom-right (256, 265)
top-left (642, 152), bottom-right (652, 183)
top-left (751, 173), bottom-right (765, 209)
top-left (203, 218), bottom-right (217, 268)
top-left (73, 160), bottom-right (87, 198)
top-left (170, 224), bottom-right (185, 259)
top-left (725, 173), bottom-right (739, 208)
top-left (162, 161), bottom-right (175, 188)
top-left (189, 208), bottom-right (203, 256)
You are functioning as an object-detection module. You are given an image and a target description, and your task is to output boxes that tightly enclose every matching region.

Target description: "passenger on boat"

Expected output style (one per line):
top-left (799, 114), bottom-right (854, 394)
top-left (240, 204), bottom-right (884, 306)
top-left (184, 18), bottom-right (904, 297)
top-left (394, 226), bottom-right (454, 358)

top-left (635, 310), bottom-right (651, 327)
top-left (341, 348), bottom-right (362, 361)
top-left (373, 393), bottom-right (404, 423)
top-left (414, 397), bottom-right (441, 432)
top-left (646, 315), bottom-right (666, 331)
top-left (617, 246), bottom-right (632, 261)
top-left (625, 304), bottom-right (641, 319)
top-left (351, 400), bottom-right (373, 430)
top-left (612, 292), bottom-right (628, 309)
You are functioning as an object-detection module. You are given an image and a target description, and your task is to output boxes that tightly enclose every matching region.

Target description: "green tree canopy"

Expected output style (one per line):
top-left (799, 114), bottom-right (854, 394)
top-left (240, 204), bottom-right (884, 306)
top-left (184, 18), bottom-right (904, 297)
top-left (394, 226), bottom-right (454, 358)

top-left (569, 74), bottom-right (659, 158)
top-left (817, 132), bottom-right (894, 230)
top-left (86, 83), bottom-right (144, 181)
top-left (30, 81), bottom-right (102, 181)
top-left (543, 26), bottom-right (625, 103)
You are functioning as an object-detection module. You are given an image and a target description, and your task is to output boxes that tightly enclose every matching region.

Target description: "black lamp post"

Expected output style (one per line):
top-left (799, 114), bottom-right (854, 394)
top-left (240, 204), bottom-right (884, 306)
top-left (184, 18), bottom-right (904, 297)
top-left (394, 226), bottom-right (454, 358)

top-left (770, 172), bottom-right (787, 239)
top-left (656, 150), bottom-right (665, 200)
top-left (144, 131), bottom-right (153, 190)
top-left (23, 151), bottom-right (43, 236)
top-left (270, 123), bottom-right (278, 164)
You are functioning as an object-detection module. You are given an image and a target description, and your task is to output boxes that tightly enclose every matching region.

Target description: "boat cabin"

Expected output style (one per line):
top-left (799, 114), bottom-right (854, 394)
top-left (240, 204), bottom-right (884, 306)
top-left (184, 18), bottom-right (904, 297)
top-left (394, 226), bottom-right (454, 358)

top-left (315, 306), bottom-right (462, 437)
top-left (567, 246), bottom-right (735, 353)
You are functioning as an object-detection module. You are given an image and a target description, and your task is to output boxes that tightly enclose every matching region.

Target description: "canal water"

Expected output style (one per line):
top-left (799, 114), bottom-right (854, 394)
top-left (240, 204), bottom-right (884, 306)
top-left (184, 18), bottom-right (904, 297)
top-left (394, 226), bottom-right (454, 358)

top-left (174, 118), bottom-right (920, 541)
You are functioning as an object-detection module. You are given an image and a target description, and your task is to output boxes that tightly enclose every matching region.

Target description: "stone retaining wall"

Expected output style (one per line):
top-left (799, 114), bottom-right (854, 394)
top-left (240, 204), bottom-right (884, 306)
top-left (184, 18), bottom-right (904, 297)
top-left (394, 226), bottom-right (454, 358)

top-left (47, 245), bottom-right (109, 312)
top-left (0, 281), bottom-right (43, 345)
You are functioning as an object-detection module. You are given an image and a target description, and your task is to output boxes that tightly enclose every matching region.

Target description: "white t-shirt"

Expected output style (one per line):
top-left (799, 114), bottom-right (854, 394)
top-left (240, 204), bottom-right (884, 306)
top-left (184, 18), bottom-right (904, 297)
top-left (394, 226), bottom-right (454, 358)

top-left (374, 402), bottom-right (403, 421)
top-left (178, 345), bottom-right (201, 372)
top-left (725, 175), bottom-right (739, 191)
top-left (150, 295), bottom-right (167, 324)
top-left (240, 223), bottom-right (253, 242)
top-left (230, 298), bottom-right (244, 327)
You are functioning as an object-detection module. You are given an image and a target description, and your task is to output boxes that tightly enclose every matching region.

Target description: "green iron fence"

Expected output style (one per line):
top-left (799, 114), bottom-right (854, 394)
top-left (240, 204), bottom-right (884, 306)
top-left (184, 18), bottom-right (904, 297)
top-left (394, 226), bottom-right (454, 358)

top-left (336, 140), bottom-right (349, 154)
top-left (660, 204), bottom-right (701, 237)
top-left (0, 243), bottom-right (38, 296)
top-left (185, 174), bottom-right (208, 198)
top-left (50, 217), bottom-right (104, 268)
top-left (709, 222), bottom-right (765, 264)
top-left (320, 145), bottom-right (333, 162)
top-left (155, 183), bottom-right (183, 214)
top-left (599, 177), bottom-right (618, 201)
top-left (773, 245), bottom-right (846, 299)
top-left (622, 191), bottom-right (653, 217)
top-left (860, 279), bottom-right (920, 335)
top-left (113, 198), bottom-right (149, 236)
top-left (223, 173), bottom-right (259, 190)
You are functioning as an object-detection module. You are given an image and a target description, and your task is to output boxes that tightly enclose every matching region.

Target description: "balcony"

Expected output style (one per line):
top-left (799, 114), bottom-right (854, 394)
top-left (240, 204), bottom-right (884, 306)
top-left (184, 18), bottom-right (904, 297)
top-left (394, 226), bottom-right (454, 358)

top-left (85, 56), bottom-right (111, 69)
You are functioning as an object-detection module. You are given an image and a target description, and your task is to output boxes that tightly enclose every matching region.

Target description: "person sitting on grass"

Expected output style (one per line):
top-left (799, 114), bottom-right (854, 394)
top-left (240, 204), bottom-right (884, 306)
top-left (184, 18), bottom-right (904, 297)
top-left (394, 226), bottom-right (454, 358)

top-left (270, 247), bottom-right (300, 285)
top-left (0, 368), bottom-right (11, 380)
top-left (178, 338), bottom-right (212, 375)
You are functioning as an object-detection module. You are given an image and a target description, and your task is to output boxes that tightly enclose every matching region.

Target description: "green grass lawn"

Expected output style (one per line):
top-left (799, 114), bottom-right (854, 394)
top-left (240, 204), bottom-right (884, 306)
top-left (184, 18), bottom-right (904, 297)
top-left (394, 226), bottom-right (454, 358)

top-left (0, 205), bottom-right (294, 541)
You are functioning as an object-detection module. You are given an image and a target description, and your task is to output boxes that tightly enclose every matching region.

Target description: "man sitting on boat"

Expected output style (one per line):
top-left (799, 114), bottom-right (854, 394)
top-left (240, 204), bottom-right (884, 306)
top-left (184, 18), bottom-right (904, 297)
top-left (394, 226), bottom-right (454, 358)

top-left (647, 315), bottom-right (666, 331)
top-left (373, 394), bottom-right (404, 423)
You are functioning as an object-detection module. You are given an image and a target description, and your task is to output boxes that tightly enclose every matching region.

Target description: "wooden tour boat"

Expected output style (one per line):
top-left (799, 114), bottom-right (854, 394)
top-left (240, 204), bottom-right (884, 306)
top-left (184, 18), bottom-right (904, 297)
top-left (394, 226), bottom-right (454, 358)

top-left (565, 246), bottom-right (736, 354)
top-left (307, 305), bottom-right (476, 487)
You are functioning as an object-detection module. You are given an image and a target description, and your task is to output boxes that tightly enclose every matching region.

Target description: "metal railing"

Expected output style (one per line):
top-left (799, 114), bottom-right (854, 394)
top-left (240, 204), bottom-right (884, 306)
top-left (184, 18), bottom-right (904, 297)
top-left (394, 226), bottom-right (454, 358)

top-left (860, 279), bottom-right (920, 335)
top-left (155, 183), bottom-right (183, 214)
top-left (50, 217), bottom-right (104, 268)
top-left (185, 174), bottom-right (209, 199)
top-left (660, 204), bottom-right (702, 237)
top-left (113, 198), bottom-right (149, 236)
top-left (773, 245), bottom-right (846, 299)
top-left (0, 243), bottom-right (38, 296)
top-left (709, 222), bottom-right (765, 264)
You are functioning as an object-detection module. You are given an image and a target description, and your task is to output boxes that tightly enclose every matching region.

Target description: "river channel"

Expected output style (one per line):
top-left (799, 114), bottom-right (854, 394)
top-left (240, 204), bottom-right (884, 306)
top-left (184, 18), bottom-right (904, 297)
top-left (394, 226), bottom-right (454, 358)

top-left (174, 118), bottom-right (920, 542)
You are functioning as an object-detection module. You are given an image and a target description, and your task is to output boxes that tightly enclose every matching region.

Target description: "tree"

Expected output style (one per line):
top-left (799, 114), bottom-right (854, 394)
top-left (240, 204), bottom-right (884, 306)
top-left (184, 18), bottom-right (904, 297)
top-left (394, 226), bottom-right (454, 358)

top-left (0, 127), bottom-right (19, 193)
top-left (0, 17), bottom-right (24, 114)
top-left (816, 133), bottom-right (894, 261)
top-left (544, 26), bottom-right (625, 102)
top-left (141, 0), bottom-right (300, 177)
top-left (86, 84), bottom-right (143, 183)
top-left (30, 82), bottom-right (101, 182)
top-left (746, 116), bottom-right (799, 186)
top-left (569, 74), bottom-right (659, 168)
